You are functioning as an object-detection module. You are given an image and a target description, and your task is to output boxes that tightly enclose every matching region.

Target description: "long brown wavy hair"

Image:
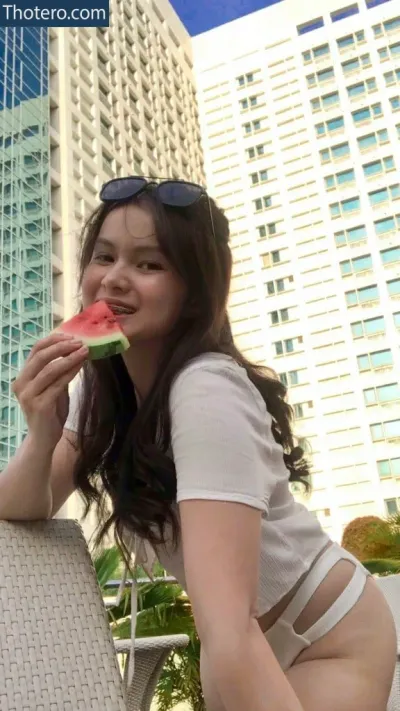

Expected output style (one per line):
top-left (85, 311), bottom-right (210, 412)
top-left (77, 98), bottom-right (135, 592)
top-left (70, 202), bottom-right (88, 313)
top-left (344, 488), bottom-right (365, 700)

top-left (73, 187), bottom-right (310, 554)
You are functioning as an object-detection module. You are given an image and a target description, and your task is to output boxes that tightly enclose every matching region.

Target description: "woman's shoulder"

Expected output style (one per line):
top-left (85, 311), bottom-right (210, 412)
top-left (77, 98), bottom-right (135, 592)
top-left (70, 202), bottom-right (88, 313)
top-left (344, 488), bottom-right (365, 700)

top-left (170, 352), bottom-right (266, 414)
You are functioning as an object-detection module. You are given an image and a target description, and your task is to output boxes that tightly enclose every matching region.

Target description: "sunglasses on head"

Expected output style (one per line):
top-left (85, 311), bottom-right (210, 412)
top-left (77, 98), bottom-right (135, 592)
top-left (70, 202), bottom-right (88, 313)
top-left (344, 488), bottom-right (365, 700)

top-left (99, 176), bottom-right (207, 208)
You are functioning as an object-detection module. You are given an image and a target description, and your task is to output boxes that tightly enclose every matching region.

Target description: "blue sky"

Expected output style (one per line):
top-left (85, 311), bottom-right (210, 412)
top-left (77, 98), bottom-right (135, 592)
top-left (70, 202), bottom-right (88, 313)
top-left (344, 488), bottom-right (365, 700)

top-left (171, 0), bottom-right (282, 36)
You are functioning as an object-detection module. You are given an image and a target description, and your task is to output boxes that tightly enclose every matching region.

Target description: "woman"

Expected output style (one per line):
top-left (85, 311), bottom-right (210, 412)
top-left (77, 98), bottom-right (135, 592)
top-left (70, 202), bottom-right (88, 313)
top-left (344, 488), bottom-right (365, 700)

top-left (2, 177), bottom-right (396, 711)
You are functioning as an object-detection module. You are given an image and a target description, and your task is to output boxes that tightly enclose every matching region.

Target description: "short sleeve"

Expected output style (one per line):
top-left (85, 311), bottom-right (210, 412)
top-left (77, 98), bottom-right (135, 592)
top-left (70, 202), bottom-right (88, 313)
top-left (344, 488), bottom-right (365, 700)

top-left (64, 375), bottom-right (83, 432)
top-left (169, 359), bottom-right (273, 512)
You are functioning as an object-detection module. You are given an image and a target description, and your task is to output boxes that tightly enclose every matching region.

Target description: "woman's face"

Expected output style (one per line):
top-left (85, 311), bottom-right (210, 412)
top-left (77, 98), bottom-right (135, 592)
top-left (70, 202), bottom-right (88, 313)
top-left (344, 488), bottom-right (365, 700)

top-left (81, 203), bottom-right (187, 348)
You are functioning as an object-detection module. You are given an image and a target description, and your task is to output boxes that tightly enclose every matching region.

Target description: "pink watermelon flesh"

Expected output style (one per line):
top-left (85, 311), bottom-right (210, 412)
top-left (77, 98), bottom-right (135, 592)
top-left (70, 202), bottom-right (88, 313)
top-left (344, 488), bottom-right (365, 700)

top-left (56, 300), bottom-right (130, 360)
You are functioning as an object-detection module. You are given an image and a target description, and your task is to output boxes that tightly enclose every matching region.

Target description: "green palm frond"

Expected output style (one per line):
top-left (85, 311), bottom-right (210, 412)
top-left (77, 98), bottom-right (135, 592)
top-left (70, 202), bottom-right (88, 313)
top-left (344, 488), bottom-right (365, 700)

top-left (93, 545), bottom-right (122, 590)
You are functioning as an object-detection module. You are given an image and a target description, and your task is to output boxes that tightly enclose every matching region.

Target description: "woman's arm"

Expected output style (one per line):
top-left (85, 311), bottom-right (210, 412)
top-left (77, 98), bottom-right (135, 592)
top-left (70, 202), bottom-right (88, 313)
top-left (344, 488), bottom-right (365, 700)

top-left (180, 499), bottom-right (304, 711)
top-left (0, 430), bottom-right (79, 520)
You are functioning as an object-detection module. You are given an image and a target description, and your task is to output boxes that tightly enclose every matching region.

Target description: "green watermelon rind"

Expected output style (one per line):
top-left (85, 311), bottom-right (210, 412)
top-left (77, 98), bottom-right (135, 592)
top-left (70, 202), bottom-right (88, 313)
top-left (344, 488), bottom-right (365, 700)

top-left (55, 300), bottom-right (131, 361)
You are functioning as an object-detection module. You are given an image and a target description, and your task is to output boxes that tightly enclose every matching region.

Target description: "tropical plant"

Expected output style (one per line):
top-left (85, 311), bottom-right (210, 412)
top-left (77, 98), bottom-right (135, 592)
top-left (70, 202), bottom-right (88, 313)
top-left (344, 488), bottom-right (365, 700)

top-left (341, 514), bottom-right (400, 576)
top-left (92, 546), bottom-right (204, 710)
top-left (361, 513), bottom-right (400, 576)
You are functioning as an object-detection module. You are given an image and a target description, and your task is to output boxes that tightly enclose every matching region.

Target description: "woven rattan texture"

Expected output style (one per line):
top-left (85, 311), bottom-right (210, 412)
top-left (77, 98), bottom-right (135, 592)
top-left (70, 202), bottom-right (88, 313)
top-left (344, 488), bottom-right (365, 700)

top-left (0, 519), bottom-right (126, 710)
top-left (376, 575), bottom-right (400, 711)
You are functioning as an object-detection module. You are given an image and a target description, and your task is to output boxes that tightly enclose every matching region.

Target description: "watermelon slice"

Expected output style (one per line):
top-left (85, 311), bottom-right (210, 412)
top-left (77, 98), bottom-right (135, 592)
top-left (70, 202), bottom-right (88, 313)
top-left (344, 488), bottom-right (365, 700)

top-left (55, 300), bottom-right (130, 360)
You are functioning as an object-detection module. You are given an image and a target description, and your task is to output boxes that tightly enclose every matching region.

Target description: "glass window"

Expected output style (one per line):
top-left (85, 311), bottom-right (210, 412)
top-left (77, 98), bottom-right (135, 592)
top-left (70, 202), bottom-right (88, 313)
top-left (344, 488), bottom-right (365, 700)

top-left (348, 82), bottom-right (365, 97)
top-left (370, 188), bottom-right (388, 205)
top-left (353, 107), bottom-right (370, 122)
top-left (394, 312), bottom-right (400, 328)
top-left (289, 370), bottom-right (299, 385)
top-left (381, 247), bottom-right (400, 264)
top-left (379, 384), bottom-right (400, 402)
top-left (390, 96), bottom-right (400, 110)
top-left (358, 133), bottom-right (377, 150)
top-left (378, 460), bottom-right (391, 478)
top-left (328, 116), bottom-right (344, 132)
top-left (338, 35), bottom-right (354, 49)
top-left (376, 218), bottom-right (396, 240)
top-left (275, 341), bottom-right (283, 355)
top-left (371, 350), bottom-right (393, 368)
top-left (343, 58), bottom-right (359, 73)
top-left (385, 499), bottom-right (399, 515)
top-left (388, 278), bottom-right (400, 296)
top-left (323, 91), bottom-right (339, 106)
top-left (386, 421), bottom-right (400, 438)
top-left (332, 142), bottom-right (350, 158)
top-left (337, 169), bottom-right (355, 184)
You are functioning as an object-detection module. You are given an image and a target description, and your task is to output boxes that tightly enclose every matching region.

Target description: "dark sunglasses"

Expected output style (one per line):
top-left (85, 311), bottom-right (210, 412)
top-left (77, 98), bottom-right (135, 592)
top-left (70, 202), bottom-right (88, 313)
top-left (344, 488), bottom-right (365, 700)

top-left (100, 176), bottom-right (207, 208)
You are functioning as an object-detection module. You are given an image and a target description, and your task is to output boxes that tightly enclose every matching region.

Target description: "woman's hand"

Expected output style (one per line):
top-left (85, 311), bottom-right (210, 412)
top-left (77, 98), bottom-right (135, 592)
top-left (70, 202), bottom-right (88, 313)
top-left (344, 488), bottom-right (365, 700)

top-left (12, 332), bottom-right (88, 451)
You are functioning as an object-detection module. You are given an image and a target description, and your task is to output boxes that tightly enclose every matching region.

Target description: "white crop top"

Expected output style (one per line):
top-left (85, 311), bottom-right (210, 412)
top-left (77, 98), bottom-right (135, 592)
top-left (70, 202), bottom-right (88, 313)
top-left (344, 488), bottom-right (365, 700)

top-left (65, 353), bottom-right (330, 616)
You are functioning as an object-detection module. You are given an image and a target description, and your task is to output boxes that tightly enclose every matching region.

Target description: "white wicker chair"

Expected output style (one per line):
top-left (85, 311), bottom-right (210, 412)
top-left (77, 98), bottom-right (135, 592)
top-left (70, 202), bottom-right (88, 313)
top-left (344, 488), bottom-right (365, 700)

top-left (375, 575), bottom-right (400, 711)
top-left (0, 519), bottom-right (188, 711)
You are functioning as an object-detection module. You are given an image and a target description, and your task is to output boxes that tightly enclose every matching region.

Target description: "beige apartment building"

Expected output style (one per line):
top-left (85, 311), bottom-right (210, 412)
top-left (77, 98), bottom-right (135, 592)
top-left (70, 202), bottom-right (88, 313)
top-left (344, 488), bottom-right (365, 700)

top-left (192, 0), bottom-right (400, 541)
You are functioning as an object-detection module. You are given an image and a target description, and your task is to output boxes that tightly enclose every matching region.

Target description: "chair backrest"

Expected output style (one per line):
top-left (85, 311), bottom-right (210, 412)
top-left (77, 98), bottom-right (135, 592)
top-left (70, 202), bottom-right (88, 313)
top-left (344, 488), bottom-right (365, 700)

top-left (375, 575), bottom-right (400, 711)
top-left (0, 519), bottom-right (126, 711)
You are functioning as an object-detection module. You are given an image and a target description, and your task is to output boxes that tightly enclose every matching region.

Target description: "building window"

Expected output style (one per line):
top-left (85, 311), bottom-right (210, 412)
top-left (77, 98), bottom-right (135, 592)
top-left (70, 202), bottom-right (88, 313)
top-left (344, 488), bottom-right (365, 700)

top-left (390, 96), bottom-right (400, 111)
top-left (388, 278), bottom-right (400, 296)
top-left (364, 383), bottom-right (400, 406)
top-left (345, 284), bottom-right (378, 306)
top-left (369, 184), bottom-right (400, 206)
top-left (266, 275), bottom-right (294, 295)
top-left (330, 196), bottom-right (360, 217)
top-left (378, 42), bottom-right (400, 61)
top-left (351, 315), bottom-right (385, 338)
top-left (337, 30), bottom-right (365, 50)
top-left (279, 370), bottom-right (300, 387)
top-left (357, 349), bottom-right (392, 371)
top-left (342, 54), bottom-right (371, 74)
top-left (384, 68), bottom-right (400, 86)
top-left (377, 458), bottom-right (400, 478)
top-left (374, 215), bottom-right (400, 235)
top-left (243, 119), bottom-right (262, 135)
top-left (247, 143), bottom-right (266, 159)
top-left (270, 307), bottom-right (290, 325)
top-left (385, 498), bottom-right (399, 515)
top-left (325, 168), bottom-right (355, 189)
top-left (363, 156), bottom-right (395, 177)
top-left (335, 224), bottom-right (366, 246)
top-left (294, 401), bottom-right (313, 418)
top-left (253, 195), bottom-right (272, 211)
top-left (331, 4), bottom-right (359, 22)
top-left (347, 78), bottom-right (376, 98)
top-left (357, 129), bottom-right (388, 151)
top-left (297, 17), bottom-right (324, 35)
top-left (258, 222), bottom-right (277, 237)
top-left (320, 142), bottom-right (349, 163)
top-left (366, 0), bottom-right (392, 8)
top-left (352, 103), bottom-right (382, 124)
top-left (370, 420), bottom-right (400, 441)
top-left (311, 91), bottom-right (340, 111)
top-left (237, 72), bottom-right (254, 87)
top-left (307, 67), bottom-right (334, 87)
top-left (340, 254), bottom-right (372, 276)
top-left (381, 246), bottom-right (400, 265)
top-left (251, 170), bottom-right (269, 186)
top-left (373, 16), bottom-right (400, 38)
top-left (394, 312), bottom-right (400, 328)
top-left (262, 249), bottom-right (282, 268)
top-left (274, 336), bottom-right (303, 356)
top-left (302, 43), bottom-right (330, 63)
top-left (316, 116), bottom-right (344, 136)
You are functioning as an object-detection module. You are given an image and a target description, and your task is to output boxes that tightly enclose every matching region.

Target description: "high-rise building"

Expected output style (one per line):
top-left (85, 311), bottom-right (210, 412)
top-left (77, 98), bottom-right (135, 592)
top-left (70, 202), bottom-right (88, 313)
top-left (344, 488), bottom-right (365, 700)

top-left (0, 28), bottom-right (52, 469)
top-left (48, 0), bottom-right (204, 331)
top-left (47, 0), bottom-right (205, 523)
top-left (193, 0), bottom-right (400, 540)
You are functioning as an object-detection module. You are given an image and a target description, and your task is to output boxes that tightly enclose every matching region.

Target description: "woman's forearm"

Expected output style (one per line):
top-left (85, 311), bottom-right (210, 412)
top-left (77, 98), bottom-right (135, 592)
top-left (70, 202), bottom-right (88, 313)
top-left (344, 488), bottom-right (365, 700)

top-left (0, 433), bottom-right (53, 520)
top-left (205, 619), bottom-right (304, 711)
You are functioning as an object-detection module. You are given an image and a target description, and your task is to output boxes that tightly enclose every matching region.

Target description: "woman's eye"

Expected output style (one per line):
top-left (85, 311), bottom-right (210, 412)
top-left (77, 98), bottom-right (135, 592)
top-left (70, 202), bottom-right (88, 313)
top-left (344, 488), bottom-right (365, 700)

top-left (138, 261), bottom-right (163, 271)
top-left (92, 253), bottom-right (113, 263)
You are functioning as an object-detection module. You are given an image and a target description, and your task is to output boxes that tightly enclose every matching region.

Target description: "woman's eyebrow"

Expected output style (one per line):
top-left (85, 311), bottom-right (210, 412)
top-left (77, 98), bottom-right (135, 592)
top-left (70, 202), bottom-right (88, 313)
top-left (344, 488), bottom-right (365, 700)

top-left (94, 238), bottom-right (162, 254)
